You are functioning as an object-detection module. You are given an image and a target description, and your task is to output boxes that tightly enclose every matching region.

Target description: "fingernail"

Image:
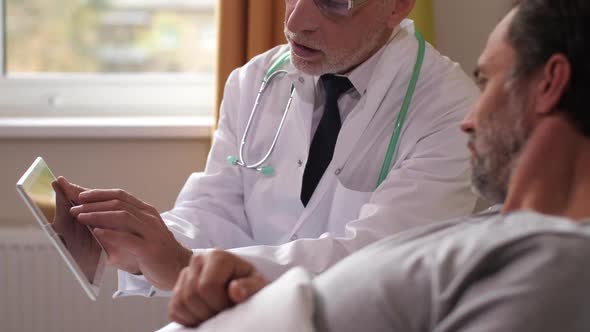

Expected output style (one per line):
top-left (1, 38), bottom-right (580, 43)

top-left (76, 213), bottom-right (89, 222)
top-left (237, 285), bottom-right (246, 299)
top-left (70, 206), bottom-right (81, 214)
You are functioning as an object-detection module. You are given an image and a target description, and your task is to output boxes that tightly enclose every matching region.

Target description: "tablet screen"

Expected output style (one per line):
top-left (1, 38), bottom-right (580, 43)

top-left (21, 161), bottom-right (104, 284)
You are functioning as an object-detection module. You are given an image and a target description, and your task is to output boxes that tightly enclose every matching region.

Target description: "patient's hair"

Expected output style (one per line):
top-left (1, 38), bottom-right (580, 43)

top-left (508, 0), bottom-right (590, 137)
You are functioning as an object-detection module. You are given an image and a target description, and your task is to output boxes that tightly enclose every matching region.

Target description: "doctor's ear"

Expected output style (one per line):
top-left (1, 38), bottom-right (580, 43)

top-left (386, 0), bottom-right (416, 29)
top-left (533, 54), bottom-right (572, 116)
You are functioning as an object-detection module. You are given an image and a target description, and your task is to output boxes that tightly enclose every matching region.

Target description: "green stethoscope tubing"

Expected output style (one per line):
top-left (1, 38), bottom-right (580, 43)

top-left (229, 30), bottom-right (425, 188)
top-left (265, 51), bottom-right (292, 81)
top-left (377, 30), bottom-right (425, 187)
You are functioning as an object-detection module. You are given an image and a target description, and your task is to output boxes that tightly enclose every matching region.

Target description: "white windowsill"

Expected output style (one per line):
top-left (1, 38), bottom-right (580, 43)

top-left (0, 116), bottom-right (214, 139)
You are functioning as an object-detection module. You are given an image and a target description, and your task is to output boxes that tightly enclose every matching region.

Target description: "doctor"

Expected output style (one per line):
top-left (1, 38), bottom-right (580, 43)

top-left (62, 0), bottom-right (479, 297)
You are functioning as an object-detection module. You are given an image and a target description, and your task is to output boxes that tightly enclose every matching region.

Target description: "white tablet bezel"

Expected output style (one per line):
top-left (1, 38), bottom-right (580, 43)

top-left (16, 157), bottom-right (107, 301)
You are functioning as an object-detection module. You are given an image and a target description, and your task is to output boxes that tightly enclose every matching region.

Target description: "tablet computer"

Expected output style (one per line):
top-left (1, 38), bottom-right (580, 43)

top-left (16, 157), bottom-right (107, 301)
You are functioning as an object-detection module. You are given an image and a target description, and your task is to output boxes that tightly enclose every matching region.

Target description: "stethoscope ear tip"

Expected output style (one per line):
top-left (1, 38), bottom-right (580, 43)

top-left (228, 155), bottom-right (274, 176)
top-left (227, 155), bottom-right (238, 166)
top-left (258, 166), bottom-right (275, 176)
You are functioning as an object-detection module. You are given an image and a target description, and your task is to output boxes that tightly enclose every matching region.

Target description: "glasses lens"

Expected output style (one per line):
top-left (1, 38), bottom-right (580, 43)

top-left (313, 0), bottom-right (350, 16)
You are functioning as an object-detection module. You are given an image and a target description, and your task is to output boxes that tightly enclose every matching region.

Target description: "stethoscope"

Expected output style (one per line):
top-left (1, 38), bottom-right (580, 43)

top-left (228, 31), bottom-right (426, 188)
top-left (227, 51), bottom-right (293, 176)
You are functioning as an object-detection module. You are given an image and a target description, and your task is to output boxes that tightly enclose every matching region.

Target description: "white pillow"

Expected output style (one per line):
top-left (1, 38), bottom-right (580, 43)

top-left (157, 267), bottom-right (316, 332)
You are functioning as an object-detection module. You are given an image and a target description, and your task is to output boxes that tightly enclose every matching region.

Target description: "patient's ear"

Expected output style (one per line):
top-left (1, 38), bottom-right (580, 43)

top-left (533, 54), bottom-right (571, 116)
top-left (386, 0), bottom-right (416, 29)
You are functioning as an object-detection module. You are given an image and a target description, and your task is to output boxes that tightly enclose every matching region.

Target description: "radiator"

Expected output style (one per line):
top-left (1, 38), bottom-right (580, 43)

top-left (0, 228), bottom-right (171, 332)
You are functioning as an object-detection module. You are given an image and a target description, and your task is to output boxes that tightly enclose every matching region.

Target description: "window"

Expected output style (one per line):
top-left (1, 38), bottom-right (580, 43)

top-left (0, 0), bottom-right (217, 120)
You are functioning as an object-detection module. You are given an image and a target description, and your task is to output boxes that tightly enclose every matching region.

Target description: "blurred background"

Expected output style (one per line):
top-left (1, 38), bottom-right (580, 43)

top-left (0, 1), bottom-right (513, 331)
top-left (7, 0), bottom-right (216, 75)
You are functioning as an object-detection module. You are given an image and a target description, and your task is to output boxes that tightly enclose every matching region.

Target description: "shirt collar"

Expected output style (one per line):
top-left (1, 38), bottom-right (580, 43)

top-left (287, 25), bottom-right (403, 101)
top-left (343, 26), bottom-right (402, 96)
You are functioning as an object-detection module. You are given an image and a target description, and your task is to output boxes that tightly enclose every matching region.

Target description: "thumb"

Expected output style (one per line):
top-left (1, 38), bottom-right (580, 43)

top-left (56, 176), bottom-right (88, 205)
top-left (228, 274), bottom-right (268, 304)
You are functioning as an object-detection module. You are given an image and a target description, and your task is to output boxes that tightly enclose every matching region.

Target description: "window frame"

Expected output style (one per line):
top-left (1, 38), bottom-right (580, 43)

top-left (0, 0), bottom-right (216, 139)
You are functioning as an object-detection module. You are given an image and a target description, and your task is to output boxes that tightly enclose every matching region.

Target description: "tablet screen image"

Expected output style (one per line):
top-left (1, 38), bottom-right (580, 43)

top-left (16, 157), bottom-right (107, 300)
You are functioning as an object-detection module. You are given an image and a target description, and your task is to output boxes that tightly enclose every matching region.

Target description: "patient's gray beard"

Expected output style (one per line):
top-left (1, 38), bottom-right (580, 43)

top-left (471, 89), bottom-right (530, 204)
top-left (471, 154), bottom-right (512, 204)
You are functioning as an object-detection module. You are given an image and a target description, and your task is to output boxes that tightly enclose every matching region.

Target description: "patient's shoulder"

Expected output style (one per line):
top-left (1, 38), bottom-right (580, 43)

top-left (470, 211), bottom-right (590, 248)
top-left (433, 214), bottom-right (590, 331)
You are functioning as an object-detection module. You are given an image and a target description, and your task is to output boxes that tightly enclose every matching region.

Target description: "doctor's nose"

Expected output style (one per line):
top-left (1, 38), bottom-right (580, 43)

top-left (285, 0), bottom-right (320, 34)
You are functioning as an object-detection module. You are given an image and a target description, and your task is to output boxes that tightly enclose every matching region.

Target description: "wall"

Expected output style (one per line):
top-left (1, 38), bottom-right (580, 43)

top-left (409, 0), bottom-right (434, 44)
top-left (0, 138), bottom-right (209, 227)
top-left (433, 0), bottom-right (514, 75)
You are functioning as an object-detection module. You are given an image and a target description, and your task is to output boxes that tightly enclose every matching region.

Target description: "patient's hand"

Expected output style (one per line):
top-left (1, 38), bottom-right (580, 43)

top-left (168, 250), bottom-right (268, 327)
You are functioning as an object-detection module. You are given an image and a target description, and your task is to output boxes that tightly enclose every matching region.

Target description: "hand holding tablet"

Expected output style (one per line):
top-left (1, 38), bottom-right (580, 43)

top-left (16, 157), bottom-right (107, 300)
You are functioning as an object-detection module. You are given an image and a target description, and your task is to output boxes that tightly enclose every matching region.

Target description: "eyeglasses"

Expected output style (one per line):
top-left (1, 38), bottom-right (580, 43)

top-left (312, 0), bottom-right (372, 17)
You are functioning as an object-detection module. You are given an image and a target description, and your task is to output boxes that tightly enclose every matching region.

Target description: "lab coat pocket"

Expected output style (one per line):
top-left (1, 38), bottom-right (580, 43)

top-left (326, 178), bottom-right (373, 235)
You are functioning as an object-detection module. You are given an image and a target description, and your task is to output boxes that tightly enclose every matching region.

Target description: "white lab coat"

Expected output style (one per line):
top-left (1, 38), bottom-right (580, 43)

top-left (117, 20), bottom-right (480, 296)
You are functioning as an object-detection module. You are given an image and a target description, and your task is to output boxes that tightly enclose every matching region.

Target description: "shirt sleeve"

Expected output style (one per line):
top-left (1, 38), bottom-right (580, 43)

top-left (434, 233), bottom-right (590, 332)
top-left (160, 46), bottom-right (293, 251)
top-left (160, 67), bottom-right (258, 251)
top-left (114, 66), bottom-right (260, 297)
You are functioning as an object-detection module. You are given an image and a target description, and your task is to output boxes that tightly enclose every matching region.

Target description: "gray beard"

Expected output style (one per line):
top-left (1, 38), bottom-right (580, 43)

top-left (470, 154), bottom-right (511, 204)
top-left (470, 85), bottom-right (531, 204)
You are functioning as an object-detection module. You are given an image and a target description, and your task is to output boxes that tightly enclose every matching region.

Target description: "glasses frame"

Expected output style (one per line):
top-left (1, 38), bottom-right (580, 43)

top-left (347, 0), bottom-right (371, 10)
top-left (313, 0), bottom-right (372, 17)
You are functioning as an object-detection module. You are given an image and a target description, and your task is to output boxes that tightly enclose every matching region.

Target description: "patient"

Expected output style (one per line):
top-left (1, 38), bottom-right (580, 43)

top-left (163, 0), bottom-right (590, 330)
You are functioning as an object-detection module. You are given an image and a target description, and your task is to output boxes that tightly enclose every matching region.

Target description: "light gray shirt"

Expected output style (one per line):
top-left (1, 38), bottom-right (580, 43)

top-left (157, 209), bottom-right (590, 332)
top-left (313, 210), bottom-right (590, 332)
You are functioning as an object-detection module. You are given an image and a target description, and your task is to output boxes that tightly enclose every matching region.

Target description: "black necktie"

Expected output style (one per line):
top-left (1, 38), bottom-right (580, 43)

top-left (301, 74), bottom-right (353, 206)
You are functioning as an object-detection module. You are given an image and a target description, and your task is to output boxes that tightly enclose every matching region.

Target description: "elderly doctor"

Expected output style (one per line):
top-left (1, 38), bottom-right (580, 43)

top-left (61, 0), bottom-right (479, 300)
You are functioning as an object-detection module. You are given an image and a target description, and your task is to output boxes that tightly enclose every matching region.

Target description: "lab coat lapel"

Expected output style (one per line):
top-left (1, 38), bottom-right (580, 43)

top-left (287, 71), bottom-right (315, 151)
top-left (291, 91), bottom-right (313, 151)
top-left (275, 71), bottom-right (315, 211)
top-left (333, 28), bottom-right (413, 169)
top-left (294, 29), bottom-right (415, 226)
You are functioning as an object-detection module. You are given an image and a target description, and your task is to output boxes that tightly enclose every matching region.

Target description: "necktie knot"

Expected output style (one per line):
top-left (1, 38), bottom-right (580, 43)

top-left (321, 74), bottom-right (353, 103)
